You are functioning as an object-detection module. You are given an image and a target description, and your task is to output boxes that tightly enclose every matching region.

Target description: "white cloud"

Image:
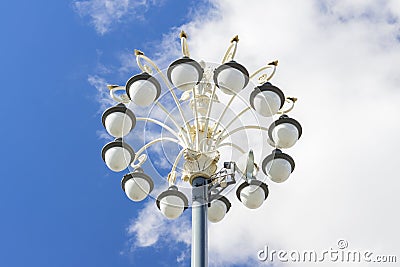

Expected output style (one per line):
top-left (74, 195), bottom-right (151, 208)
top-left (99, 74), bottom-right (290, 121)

top-left (125, 0), bottom-right (400, 266)
top-left (127, 199), bottom-right (191, 247)
top-left (73, 0), bottom-right (162, 34)
top-left (88, 74), bottom-right (115, 110)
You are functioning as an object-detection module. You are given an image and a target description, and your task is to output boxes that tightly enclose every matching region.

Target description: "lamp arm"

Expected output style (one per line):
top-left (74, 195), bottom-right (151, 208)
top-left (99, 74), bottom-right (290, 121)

top-left (154, 101), bottom-right (190, 147)
top-left (167, 148), bottom-right (186, 185)
top-left (204, 35), bottom-right (239, 141)
top-left (249, 61), bottom-right (278, 84)
top-left (222, 35), bottom-right (239, 64)
top-left (215, 106), bottom-right (251, 140)
top-left (131, 154), bottom-right (148, 169)
top-left (136, 117), bottom-right (185, 145)
top-left (277, 97), bottom-right (297, 114)
top-left (108, 86), bottom-right (130, 103)
top-left (216, 142), bottom-right (246, 154)
top-left (192, 88), bottom-right (200, 151)
top-left (216, 125), bottom-right (269, 146)
top-left (180, 30), bottom-right (190, 57)
top-left (208, 93), bottom-right (238, 149)
top-left (134, 50), bottom-right (193, 147)
top-left (131, 137), bottom-right (182, 168)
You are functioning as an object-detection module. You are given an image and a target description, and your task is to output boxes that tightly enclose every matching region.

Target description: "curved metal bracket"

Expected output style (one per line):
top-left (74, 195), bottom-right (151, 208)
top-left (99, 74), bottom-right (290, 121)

top-left (203, 35), bottom-right (239, 151)
top-left (134, 50), bottom-right (156, 75)
top-left (180, 30), bottom-right (190, 57)
top-left (134, 49), bottom-right (193, 146)
top-left (216, 142), bottom-right (246, 154)
top-left (131, 154), bottom-right (148, 170)
top-left (250, 60), bottom-right (278, 84)
top-left (108, 85), bottom-right (130, 103)
top-left (216, 125), bottom-right (269, 147)
top-left (221, 35), bottom-right (239, 64)
top-left (131, 137), bottom-right (182, 170)
top-left (277, 97), bottom-right (297, 114)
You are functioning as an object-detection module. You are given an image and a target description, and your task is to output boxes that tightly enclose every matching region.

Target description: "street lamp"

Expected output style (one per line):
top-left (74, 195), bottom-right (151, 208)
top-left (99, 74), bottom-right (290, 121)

top-left (167, 56), bottom-right (204, 91)
top-left (125, 72), bottom-right (162, 107)
top-left (102, 103), bottom-right (136, 137)
top-left (99, 31), bottom-right (301, 267)
top-left (207, 193), bottom-right (231, 223)
top-left (121, 168), bottom-right (154, 202)
top-left (101, 138), bottom-right (135, 172)
top-left (262, 149), bottom-right (295, 183)
top-left (213, 60), bottom-right (249, 94)
top-left (156, 185), bottom-right (189, 219)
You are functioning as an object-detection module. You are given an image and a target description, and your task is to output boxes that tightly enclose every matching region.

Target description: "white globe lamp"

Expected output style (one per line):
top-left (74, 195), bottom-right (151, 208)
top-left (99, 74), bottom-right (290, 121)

top-left (262, 149), bottom-right (295, 183)
top-left (126, 72), bottom-right (161, 107)
top-left (207, 195), bottom-right (231, 223)
top-left (236, 180), bottom-right (269, 209)
top-left (121, 168), bottom-right (154, 202)
top-left (167, 57), bottom-right (203, 91)
top-left (101, 103), bottom-right (136, 138)
top-left (101, 138), bottom-right (135, 172)
top-left (213, 61), bottom-right (249, 95)
top-left (268, 115), bottom-right (302, 148)
top-left (156, 186), bottom-right (188, 220)
top-left (249, 82), bottom-right (285, 117)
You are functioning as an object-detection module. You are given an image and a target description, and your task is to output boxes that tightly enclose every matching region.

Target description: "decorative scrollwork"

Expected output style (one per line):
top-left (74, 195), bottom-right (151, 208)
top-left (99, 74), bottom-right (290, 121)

top-left (221, 36), bottom-right (238, 64)
top-left (182, 148), bottom-right (220, 183)
top-left (180, 30), bottom-right (190, 57)
top-left (167, 171), bottom-right (177, 185)
top-left (103, 32), bottom-right (298, 187)
top-left (108, 85), bottom-right (130, 103)
top-left (277, 97), bottom-right (298, 114)
top-left (250, 60), bottom-right (278, 84)
top-left (258, 74), bottom-right (269, 84)
top-left (131, 154), bottom-right (148, 170)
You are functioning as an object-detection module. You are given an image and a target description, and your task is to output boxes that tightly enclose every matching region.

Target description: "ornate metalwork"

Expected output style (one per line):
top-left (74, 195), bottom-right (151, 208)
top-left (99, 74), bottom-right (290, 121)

top-left (105, 32), bottom-right (298, 185)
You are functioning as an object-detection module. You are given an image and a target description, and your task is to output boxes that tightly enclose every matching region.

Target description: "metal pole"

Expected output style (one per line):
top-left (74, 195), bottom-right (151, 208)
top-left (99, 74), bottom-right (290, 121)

top-left (191, 177), bottom-right (208, 267)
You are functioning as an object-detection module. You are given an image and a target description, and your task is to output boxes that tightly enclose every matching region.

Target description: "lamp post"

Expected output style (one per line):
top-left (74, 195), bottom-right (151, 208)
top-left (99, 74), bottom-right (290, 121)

top-left (99, 31), bottom-right (301, 267)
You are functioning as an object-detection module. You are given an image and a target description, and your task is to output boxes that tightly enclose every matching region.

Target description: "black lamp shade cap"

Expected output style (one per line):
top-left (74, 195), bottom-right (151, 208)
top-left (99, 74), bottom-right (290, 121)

top-left (213, 60), bottom-right (249, 89)
top-left (236, 180), bottom-right (269, 201)
top-left (101, 138), bottom-right (135, 163)
top-left (121, 171), bottom-right (154, 193)
top-left (249, 82), bottom-right (285, 110)
top-left (156, 186), bottom-right (189, 211)
top-left (167, 57), bottom-right (204, 85)
top-left (268, 116), bottom-right (302, 141)
top-left (209, 194), bottom-right (232, 212)
top-left (261, 149), bottom-right (295, 175)
top-left (125, 72), bottom-right (162, 101)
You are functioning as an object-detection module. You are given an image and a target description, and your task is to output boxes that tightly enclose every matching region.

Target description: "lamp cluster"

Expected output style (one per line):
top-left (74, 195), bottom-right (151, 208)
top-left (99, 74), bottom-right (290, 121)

top-left (99, 31), bottom-right (302, 224)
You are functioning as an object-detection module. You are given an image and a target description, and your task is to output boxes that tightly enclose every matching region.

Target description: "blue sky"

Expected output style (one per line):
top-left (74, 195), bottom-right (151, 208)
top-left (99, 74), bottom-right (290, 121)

top-left (0, 0), bottom-right (204, 266)
top-left (1, 0), bottom-right (400, 267)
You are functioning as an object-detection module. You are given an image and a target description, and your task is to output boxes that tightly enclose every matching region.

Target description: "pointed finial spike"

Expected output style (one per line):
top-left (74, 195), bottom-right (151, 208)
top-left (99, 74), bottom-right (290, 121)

top-left (107, 84), bottom-right (119, 90)
top-left (180, 30), bottom-right (187, 39)
top-left (134, 49), bottom-right (144, 56)
top-left (268, 60), bottom-right (279, 66)
top-left (231, 35), bottom-right (239, 43)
